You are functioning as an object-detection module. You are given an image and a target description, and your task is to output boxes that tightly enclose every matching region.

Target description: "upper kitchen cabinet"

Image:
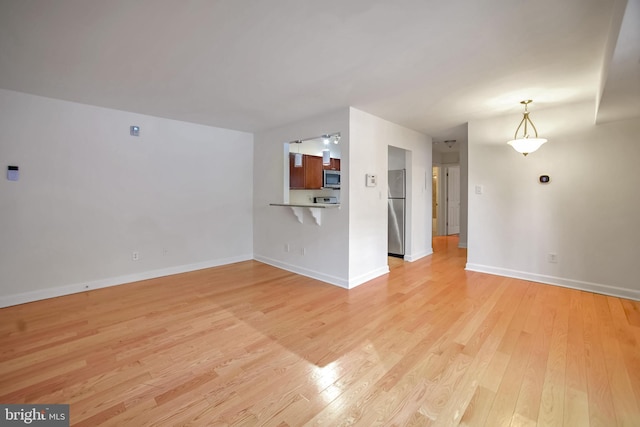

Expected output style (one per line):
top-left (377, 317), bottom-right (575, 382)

top-left (324, 158), bottom-right (340, 171)
top-left (288, 132), bottom-right (341, 190)
top-left (289, 153), bottom-right (339, 190)
top-left (305, 155), bottom-right (324, 189)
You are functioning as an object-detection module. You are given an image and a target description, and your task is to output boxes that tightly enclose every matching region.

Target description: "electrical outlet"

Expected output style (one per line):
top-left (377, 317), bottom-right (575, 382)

top-left (132, 251), bottom-right (139, 261)
top-left (301, 247), bottom-right (306, 255)
top-left (163, 248), bottom-right (168, 256)
top-left (284, 244), bottom-right (290, 253)
top-left (548, 253), bottom-right (558, 263)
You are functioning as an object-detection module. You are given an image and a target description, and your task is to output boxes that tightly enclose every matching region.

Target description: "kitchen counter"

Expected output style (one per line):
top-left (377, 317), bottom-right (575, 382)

top-left (269, 203), bottom-right (340, 209)
top-left (269, 203), bottom-right (340, 225)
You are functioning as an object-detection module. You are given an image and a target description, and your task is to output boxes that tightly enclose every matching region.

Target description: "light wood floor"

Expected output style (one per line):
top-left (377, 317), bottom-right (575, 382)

top-left (1, 236), bottom-right (639, 426)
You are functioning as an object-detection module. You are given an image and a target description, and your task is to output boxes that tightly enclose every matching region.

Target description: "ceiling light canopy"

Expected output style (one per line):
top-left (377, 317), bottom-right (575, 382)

top-left (507, 100), bottom-right (547, 156)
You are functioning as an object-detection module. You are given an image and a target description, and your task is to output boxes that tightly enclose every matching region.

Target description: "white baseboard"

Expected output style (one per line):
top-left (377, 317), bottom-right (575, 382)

top-left (465, 263), bottom-right (640, 301)
top-left (0, 254), bottom-right (254, 308)
top-left (405, 248), bottom-right (433, 262)
top-left (253, 255), bottom-right (351, 288)
top-left (347, 266), bottom-right (390, 289)
top-left (253, 256), bottom-right (390, 289)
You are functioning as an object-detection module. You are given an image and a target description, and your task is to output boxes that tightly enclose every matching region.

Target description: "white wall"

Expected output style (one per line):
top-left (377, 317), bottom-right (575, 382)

top-left (349, 108), bottom-right (432, 285)
top-left (388, 146), bottom-right (406, 170)
top-left (0, 89), bottom-right (254, 307)
top-left (253, 109), bottom-right (351, 287)
top-left (433, 150), bottom-right (460, 165)
top-left (467, 101), bottom-right (640, 300)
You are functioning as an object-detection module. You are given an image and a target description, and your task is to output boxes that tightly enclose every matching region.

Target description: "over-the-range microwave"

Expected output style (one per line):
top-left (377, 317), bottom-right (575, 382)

top-left (323, 170), bottom-right (340, 189)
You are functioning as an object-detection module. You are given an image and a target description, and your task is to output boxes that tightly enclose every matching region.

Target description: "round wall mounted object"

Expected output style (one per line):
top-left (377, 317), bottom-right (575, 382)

top-left (539, 175), bottom-right (550, 183)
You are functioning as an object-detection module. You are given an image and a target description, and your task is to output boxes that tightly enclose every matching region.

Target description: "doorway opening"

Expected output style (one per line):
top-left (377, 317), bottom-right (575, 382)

top-left (432, 165), bottom-right (460, 237)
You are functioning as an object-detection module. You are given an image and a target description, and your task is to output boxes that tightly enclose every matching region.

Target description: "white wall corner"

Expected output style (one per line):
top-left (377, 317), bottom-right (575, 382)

top-left (405, 248), bottom-right (433, 262)
top-left (253, 255), bottom-right (350, 289)
top-left (347, 266), bottom-right (390, 289)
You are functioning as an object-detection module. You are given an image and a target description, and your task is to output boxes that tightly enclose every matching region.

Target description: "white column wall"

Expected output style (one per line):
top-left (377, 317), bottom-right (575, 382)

top-left (253, 109), bottom-right (351, 287)
top-left (348, 108), bottom-right (432, 287)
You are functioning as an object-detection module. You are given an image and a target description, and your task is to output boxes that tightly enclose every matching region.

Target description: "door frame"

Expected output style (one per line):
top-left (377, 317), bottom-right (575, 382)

top-left (433, 163), bottom-right (461, 236)
top-left (446, 165), bottom-right (460, 235)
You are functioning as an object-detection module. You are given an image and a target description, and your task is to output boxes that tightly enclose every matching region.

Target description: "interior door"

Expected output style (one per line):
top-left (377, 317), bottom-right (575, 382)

top-left (446, 166), bottom-right (460, 235)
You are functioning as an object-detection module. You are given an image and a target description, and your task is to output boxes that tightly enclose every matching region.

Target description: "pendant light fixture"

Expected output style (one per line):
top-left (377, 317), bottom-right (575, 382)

top-left (289, 132), bottom-right (340, 168)
top-left (507, 100), bottom-right (547, 156)
top-left (322, 149), bottom-right (331, 166)
top-left (292, 140), bottom-right (303, 167)
top-left (322, 135), bottom-right (331, 165)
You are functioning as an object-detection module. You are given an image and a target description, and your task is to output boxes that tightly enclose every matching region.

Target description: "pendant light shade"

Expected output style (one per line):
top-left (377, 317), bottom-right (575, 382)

top-left (322, 149), bottom-right (331, 166)
top-left (507, 100), bottom-right (547, 156)
top-left (508, 138), bottom-right (547, 156)
top-left (292, 140), bottom-right (303, 167)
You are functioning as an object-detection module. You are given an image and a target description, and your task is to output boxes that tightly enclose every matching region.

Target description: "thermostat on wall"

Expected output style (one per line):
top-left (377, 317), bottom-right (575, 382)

top-left (7, 166), bottom-right (19, 181)
top-left (366, 174), bottom-right (377, 187)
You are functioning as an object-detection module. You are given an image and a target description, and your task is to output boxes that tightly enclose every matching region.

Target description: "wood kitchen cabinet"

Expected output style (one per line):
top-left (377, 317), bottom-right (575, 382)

top-left (324, 158), bottom-right (340, 171)
top-left (305, 155), bottom-right (323, 189)
top-left (289, 153), bottom-right (305, 189)
top-left (289, 153), bottom-right (340, 189)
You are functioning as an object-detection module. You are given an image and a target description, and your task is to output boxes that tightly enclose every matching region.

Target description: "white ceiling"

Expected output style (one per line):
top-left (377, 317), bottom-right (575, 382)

top-left (0, 0), bottom-right (637, 146)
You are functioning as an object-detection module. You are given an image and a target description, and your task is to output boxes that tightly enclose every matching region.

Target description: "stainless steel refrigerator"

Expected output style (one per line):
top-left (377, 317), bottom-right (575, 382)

top-left (388, 169), bottom-right (405, 257)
